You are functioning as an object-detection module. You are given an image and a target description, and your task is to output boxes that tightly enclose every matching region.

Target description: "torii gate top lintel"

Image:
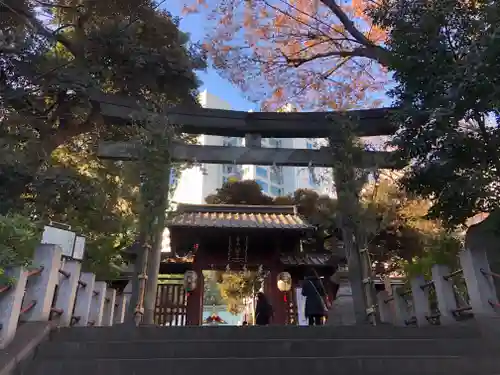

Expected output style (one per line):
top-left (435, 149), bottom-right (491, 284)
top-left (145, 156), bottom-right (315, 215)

top-left (91, 92), bottom-right (398, 139)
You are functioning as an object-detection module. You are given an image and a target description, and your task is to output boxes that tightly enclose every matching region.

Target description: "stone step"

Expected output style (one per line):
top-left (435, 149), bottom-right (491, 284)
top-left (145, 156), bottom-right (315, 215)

top-left (51, 324), bottom-right (482, 342)
top-left (27, 357), bottom-right (500, 375)
top-left (36, 338), bottom-right (497, 359)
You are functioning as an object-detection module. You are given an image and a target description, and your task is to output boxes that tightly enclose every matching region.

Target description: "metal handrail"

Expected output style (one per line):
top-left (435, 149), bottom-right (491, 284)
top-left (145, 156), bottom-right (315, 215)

top-left (77, 280), bottom-right (87, 288)
top-left (420, 280), bottom-right (434, 290)
top-left (26, 266), bottom-right (44, 278)
top-left (488, 300), bottom-right (500, 308)
top-left (481, 269), bottom-right (500, 279)
top-left (0, 285), bottom-right (11, 294)
top-left (452, 305), bottom-right (472, 316)
top-left (443, 269), bottom-right (463, 280)
top-left (20, 300), bottom-right (37, 314)
top-left (58, 269), bottom-right (71, 278)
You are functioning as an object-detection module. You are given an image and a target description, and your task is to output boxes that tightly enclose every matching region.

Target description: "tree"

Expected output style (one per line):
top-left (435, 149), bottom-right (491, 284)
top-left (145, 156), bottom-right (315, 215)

top-left (182, 0), bottom-right (390, 110)
top-left (206, 180), bottom-right (274, 205)
top-left (1, 0), bottom-right (205, 280)
top-left (369, 0), bottom-right (500, 226)
top-left (1, 0), bottom-right (205, 210)
top-left (360, 179), bottom-right (462, 277)
top-left (0, 213), bottom-right (42, 284)
top-left (31, 134), bottom-right (141, 280)
top-left (203, 271), bottom-right (225, 305)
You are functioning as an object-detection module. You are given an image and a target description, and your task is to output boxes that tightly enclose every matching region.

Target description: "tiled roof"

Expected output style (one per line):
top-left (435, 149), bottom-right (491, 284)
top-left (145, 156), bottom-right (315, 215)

top-left (280, 253), bottom-right (334, 266)
top-left (168, 204), bottom-right (313, 231)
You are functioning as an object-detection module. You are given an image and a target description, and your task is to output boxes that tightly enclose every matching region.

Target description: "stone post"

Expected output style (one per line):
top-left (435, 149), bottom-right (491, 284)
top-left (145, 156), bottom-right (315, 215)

top-left (23, 244), bottom-right (62, 322)
top-left (460, 246), bottom-right (498, 317)
top-left (431, 264), bottom-right (458, 325)
top-left (245, 133), bottom-right (262, 148)
top-left (123, 282), bottom-right (132, 319)
top-left (89, 281), bottom-right (107, 326)
top-left (102, 288), bottom-right (116, 326)
top-left (0, 267), bottom-right (28, 349)
top-left (72, 272), bottom-right (96, 327)
top-left (376, 290), bottom-right (392, 324)
top-left (53, 259), bottom-right (82, 326)
top-left (114, 294), bottom-right (128, 324)
top-left (392, 286), bottom-right (410, 326)
top-left (327, 280), bottom-right (356, 326)
top-left (410, 275), bottom-right (431, 327)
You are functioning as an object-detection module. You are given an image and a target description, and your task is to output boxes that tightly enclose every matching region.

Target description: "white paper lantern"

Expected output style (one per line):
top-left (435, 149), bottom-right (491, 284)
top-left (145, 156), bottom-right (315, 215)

top-left (226, 171), bottom-right (241, 183)
top-left (183, 270), bottom-right (198, 292)
top-left (277, 271), bottom-right (292, 292)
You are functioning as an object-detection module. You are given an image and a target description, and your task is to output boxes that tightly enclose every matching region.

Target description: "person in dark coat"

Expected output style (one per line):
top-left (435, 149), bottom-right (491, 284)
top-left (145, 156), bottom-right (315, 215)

top-left (255, 292), bottom-right (273, 326)
top-left (301, 270), bottom-right (327, 326)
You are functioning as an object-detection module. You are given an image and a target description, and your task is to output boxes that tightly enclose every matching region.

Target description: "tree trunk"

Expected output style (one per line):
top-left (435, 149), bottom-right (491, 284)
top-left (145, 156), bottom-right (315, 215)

top-left (143, 166), bottom-right (172, 324)
top-left (333, 166), bottom-right (377, 325)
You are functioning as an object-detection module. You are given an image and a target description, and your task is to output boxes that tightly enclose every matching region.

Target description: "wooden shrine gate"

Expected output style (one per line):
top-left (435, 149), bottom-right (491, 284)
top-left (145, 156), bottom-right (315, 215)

top-left (154, 276), bottom-right (187, 326)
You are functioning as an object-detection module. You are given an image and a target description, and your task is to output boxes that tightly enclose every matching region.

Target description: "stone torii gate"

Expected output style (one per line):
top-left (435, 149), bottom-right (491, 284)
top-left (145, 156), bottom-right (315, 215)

top-left (93, 92), bottom-right (402, 325)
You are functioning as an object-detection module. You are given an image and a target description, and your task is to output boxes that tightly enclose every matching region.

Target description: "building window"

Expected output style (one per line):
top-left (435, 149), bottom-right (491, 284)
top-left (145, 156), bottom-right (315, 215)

top-left (256, 179), bottom-right (269, 192)
top-left (268, 138), bottom-right (282, 148)
top-left (223, 137), bottom-right (240, 147)
top-left (270, 186), bottom-right (284, 197)
top-left (223, 164), bottom-right (238, 175)
top-left (309, 170), bottom-right (317, 186)
top-left (270, 167), bottom-right (284, 185)
top-left (256, 166), bottom-right (268, 178)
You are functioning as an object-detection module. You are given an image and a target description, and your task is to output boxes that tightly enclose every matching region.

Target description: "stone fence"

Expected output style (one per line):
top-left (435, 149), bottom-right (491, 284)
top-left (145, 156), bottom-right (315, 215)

top-left (0, 244), bottom-right (128, 349)
top-left (376, 242), bottom-right (500, 326)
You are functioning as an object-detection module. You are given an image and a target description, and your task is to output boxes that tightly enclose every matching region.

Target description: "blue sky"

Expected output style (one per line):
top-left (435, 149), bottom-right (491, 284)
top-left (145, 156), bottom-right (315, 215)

top-left (166, 3), bottom-right (258, 111)
top-left (165, 3), bottom-right (393, 111)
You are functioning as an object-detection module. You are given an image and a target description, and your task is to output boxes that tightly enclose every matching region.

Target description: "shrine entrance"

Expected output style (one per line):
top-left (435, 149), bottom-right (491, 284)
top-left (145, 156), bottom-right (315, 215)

top-left (157, 203), bottom-right (341, 326)
top-left (154, 276), bottom-right (187, 326)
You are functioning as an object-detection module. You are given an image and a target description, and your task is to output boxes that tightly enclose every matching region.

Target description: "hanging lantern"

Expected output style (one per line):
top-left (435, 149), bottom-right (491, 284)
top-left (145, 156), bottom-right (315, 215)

top-left (226, 171), bottom-right (241, 184)
top-left (277, 271), bottom-right (292, 292)
top-left (184, 270), bottom-right (198, 292)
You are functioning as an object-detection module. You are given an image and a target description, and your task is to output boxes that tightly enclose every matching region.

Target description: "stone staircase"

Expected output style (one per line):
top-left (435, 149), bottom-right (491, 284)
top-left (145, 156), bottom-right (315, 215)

top-left (22, 324), bottom-right (500, 375)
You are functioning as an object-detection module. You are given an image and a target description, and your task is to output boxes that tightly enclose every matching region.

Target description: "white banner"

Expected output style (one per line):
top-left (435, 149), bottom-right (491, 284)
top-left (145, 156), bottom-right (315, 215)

top-left (294, 287), bottom-right (308, 326)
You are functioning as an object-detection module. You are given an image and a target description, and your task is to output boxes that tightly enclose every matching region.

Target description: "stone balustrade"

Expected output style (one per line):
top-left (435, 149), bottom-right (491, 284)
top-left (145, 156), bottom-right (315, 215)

top-left (376, 243), bottom-right (500, 327)
top-left (0, 244), bottom-right (128, 349)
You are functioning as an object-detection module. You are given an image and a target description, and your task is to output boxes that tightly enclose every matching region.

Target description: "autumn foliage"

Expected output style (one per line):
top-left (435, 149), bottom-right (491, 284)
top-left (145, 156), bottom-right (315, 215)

top-left (181, 0), bottom-right (390, 110)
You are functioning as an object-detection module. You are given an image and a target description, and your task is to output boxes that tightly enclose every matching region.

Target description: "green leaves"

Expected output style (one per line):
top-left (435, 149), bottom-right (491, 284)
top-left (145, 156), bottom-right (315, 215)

top-left (0, 214), bottom-right (42, 284)
top-left (370, 0), bottom-right (500, 226)
top-left (1, 0), bottom-right (203, 279)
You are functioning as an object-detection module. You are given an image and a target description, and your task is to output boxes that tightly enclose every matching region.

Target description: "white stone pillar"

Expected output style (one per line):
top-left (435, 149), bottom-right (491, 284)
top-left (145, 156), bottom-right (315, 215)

top-left (410, 275), bottom-right (431, 327)
top-left (0, 267), bottom-right (28, 349)
top-left (73, 272), bottom-right (96, 327)
top-left (123, 281), bottom-right (132, 320)
top-left (114, 294), bottom-right (128, 324)
top-left (431, 264), bottom-right (458, 325)
top-left (326, 281), bottom-right (356, 326)
top-left (376, 290), bottom-right (392, 324)
top-left (53, 259), bottom-right (82, 326)
top-left (23, 244), bottom-right (62, 322)
top-left (392, 286), bottom-right (410, 326)
top-left (88, 281), bottom-right (106, 326)
top-left (102, 288), bottom-right (116, 326)
top-left (460, 246), bottom-right (498, 317)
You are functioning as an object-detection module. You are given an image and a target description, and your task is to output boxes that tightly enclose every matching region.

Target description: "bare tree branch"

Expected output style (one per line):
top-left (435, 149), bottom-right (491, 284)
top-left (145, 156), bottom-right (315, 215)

top-left (4, 1), bottom-right (81, 58)
top-left (285, 46), bottom-right (380, 67)
top-left (35, 1), bottom-right (83, 10)
top-left (319, 0), bottom-right (390, 65)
